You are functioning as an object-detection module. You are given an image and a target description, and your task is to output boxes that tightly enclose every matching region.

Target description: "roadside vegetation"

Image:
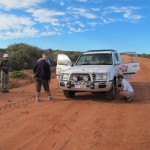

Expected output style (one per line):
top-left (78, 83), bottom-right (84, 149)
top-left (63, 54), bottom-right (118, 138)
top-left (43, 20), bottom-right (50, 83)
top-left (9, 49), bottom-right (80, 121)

top-left (138, 53), bottom-right (150, 59)
top-left (0, 43), bottom-right (82, 71)
top-left (10, 71), bottom-right (27, 79)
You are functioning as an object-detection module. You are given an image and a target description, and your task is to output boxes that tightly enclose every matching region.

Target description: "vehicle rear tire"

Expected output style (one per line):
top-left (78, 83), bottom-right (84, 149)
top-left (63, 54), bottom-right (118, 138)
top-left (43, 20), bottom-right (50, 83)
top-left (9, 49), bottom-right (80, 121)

top-left (105, 82), bottom-right (116, 101)
top-left (63, 90), bottom-right (75, 98)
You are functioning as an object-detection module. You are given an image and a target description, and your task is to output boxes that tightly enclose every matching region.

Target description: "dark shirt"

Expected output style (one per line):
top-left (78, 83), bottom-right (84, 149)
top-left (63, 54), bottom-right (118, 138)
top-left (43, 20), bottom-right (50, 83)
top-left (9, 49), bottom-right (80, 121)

top-left (33, 59), bottom-right (51, 81)
top-left (0, 60), bottom-right (9, 73)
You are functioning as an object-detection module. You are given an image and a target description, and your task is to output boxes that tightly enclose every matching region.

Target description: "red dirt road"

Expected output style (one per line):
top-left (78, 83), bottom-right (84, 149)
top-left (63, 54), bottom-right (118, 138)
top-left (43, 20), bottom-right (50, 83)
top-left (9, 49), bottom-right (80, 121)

top-left (0, 57), bottom-right (150, 150)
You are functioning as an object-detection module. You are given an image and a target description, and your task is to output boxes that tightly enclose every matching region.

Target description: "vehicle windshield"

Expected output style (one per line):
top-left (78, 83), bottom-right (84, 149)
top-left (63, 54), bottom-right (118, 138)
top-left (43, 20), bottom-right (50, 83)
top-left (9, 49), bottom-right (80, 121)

top-left (76, 53), bottom-right (113, 65)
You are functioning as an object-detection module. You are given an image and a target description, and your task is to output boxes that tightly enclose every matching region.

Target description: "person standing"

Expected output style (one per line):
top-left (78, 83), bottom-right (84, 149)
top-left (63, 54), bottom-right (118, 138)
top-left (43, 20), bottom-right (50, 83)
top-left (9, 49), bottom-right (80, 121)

top-left (0, 54), bottom-right (9, 93)
top-left (117, 74), bottom-right (134, 102)
top-left (37, 53), bottom-right (51, 65)
top-left (33, 57), bottom-right (53, 102)
top-left (42, 53), bottom-right (51, 65)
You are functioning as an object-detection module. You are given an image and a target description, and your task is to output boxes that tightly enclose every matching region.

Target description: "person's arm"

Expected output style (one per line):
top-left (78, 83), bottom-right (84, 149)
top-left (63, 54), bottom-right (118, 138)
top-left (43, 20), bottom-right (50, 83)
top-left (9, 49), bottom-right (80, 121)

top-left (122, 80), bottom-right (128, 91)
top-left (0, 61), bottom-right (8, 69)
top-left (45, 62), bottom-right (51, 81)
top-left (33, 63), bottom-right (38, 74)
top-left (48, 67), bottom-right (51, 83)
top-left (49, 66), bottom-right (51, 80)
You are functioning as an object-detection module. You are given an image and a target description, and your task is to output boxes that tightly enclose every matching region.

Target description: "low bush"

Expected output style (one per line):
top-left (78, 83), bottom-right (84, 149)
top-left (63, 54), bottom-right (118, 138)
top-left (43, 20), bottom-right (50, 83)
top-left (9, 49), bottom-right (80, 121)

top-left (10, 71), bottom-right (27, 79)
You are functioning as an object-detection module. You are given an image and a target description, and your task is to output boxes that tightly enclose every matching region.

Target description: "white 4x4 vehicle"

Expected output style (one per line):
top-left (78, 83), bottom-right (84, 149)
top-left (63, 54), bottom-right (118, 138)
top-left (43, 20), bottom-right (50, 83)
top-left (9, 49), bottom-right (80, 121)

top-left (56, 50), bottom-right (140, 100)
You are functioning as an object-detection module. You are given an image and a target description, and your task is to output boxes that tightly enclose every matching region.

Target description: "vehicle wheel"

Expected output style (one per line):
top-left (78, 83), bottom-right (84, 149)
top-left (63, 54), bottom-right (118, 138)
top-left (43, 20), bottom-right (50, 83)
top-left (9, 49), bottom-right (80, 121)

top-left (63, 90), bottom-right (75, 98)
top-left (105, 82), bottom-right (116, 101)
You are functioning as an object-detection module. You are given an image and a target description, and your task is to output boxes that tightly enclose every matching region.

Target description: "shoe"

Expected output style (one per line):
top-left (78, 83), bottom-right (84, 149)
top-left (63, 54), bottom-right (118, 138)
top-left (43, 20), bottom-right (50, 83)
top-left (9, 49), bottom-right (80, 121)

top-left (5, 90), bottom-right (9, 93)
top-left (127, 96), bottom-right (132, 102)
top-left (48, 96), bottom-right (53, 101)
top-left (121, 96), bottom-right (127, 100)
top-left (36, 98), bottom-right (41, 102)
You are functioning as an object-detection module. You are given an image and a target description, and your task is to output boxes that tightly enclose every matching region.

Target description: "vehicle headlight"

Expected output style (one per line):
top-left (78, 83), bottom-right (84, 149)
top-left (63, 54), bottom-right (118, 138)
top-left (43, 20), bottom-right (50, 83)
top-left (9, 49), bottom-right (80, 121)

top-left (96, 73), bottom-right (108, 80)
top-left (61, 73), bottom-right (70, 80)
top-left (72, 76), bottom-right (78, 81)
top-left (83, 76), bottom-right (89, 82)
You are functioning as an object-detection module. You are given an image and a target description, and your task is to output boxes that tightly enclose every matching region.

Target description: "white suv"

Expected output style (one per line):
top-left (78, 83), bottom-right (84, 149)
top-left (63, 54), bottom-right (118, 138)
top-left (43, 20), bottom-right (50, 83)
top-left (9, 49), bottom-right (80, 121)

top-left (56, 50), bottom-right (140, 100)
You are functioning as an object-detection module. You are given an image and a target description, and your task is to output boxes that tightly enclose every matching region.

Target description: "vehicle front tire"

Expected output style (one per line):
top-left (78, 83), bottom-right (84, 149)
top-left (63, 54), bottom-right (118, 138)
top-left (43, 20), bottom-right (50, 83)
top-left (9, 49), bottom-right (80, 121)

top-left (63, 90), bottom-right (75, 98)
top-left (105, 82), bottom-right (116, 101)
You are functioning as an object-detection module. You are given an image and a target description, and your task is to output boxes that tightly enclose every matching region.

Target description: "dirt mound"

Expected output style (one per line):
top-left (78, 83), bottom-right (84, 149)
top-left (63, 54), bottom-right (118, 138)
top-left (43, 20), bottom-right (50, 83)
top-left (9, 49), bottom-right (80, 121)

top-left (130, 57), bottom-right (150, 82)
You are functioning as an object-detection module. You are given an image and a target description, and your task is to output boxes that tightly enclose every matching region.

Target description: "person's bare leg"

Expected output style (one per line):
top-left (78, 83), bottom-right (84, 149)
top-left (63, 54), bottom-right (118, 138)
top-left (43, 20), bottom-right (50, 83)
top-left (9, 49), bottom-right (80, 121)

top-left (45, 91), bottom-right (50, 95)
top-left (36, 92), bottom-right (40, 98)
top-left (35, 92), bottom-right (41, 102)
top-left (46, 91), bottom-right (53, 100)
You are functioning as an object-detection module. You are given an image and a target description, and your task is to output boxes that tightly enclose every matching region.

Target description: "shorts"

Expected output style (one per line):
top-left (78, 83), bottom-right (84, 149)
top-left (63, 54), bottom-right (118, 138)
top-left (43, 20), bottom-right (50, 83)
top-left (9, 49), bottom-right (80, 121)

top-left (35, 78), bottom-right (50, 92)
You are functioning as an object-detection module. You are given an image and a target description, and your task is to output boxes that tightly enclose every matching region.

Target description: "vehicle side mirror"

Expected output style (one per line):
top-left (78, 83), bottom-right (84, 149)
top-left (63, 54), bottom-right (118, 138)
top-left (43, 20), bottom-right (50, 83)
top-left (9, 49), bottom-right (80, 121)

top-left (115, 62), bottom-right (121, 65)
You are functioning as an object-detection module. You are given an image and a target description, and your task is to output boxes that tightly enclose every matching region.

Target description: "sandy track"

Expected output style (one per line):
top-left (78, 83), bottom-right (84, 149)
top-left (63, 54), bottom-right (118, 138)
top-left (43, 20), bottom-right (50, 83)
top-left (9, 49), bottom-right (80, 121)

top-left (0, 57), bottom-right (150, 150)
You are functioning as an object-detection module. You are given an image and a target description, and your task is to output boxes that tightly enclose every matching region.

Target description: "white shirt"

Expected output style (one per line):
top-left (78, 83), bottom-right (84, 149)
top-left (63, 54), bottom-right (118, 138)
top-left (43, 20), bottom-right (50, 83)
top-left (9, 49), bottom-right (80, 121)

top-left (121, 79), bottom-right (134, 92)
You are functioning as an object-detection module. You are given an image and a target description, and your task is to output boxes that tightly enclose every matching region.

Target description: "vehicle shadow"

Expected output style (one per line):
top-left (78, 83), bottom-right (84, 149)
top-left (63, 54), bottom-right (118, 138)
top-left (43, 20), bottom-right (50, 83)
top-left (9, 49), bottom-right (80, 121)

top-left (71, 91), bottom-right (149, 105)
top-left (69, 82), bottom-right (150, 104)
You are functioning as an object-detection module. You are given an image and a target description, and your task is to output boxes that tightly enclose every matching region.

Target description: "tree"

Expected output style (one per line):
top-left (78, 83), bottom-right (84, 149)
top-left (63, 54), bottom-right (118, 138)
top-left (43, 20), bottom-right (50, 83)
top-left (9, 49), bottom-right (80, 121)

top-left (6, 43), bottom-right (43, 70)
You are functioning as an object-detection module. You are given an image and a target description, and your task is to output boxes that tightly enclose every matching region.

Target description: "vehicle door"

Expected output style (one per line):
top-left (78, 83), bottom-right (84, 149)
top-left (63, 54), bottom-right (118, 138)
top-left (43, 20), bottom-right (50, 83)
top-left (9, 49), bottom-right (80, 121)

top-left (119, 52), bottom-right (140, 79)
top-left (56, 54), bottom-right (72, 79)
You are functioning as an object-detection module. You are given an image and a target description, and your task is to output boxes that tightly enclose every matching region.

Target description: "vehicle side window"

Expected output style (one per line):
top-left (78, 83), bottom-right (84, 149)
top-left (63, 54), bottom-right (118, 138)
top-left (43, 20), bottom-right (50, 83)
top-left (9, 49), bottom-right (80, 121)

top-left (115, 53), bottom-right (119, 61)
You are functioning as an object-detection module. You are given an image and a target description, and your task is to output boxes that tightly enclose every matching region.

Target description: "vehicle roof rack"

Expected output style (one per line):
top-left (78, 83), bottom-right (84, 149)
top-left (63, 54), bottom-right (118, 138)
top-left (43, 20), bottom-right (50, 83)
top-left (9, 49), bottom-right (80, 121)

top-left (87, 49), bottom-right (117, 52)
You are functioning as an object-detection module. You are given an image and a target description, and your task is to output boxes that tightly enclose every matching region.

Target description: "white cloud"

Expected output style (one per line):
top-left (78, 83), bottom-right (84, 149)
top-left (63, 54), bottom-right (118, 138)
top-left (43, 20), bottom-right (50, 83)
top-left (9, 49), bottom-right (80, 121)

top-left (27, 9), bottom-right (65, 25)
top-left (104, 6), bottom-right (142, 21)
top-left (40, 31), bottom-right (60, 36)
top-left (87, 22), bottom-right (97, 26)
top-left (77, 0), bottom-right (88, 2)
top-left (0, 13), bottom-right (34, 30)
top-left (91, 8), bottom-right (100, 11)
top-left (0, 26), bottom-right (60, 39)
top-left (0, 27), bottom-right (39, 39)
top-left (123, 9), bottom-right (142, 21)
top-left (75, 21), bottom-right (85, 27)
top-left (0, 0), bottom-right (44, 10)
top-left (61, 17), bottom-right (72, 22)
top-left (60, 2), bottom-right (64, 6)
top-left (0, 11), bottom-right (62, 39)
top-left (68, 26), bottom-right (86, 33)
top-left (22, 27), bottom-right (39, 35)
top-left (101, 18), bottom-right (118, 24)
top-left (68, 7), bottom-right (97, 19)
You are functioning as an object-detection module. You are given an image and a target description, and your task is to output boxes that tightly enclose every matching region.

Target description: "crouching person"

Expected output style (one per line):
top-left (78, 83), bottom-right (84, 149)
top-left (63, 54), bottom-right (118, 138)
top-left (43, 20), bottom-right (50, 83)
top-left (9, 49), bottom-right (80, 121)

top-left (33, 58), bottom-right (53, 102)
top-left (117, 74), bottom-right (134, 102)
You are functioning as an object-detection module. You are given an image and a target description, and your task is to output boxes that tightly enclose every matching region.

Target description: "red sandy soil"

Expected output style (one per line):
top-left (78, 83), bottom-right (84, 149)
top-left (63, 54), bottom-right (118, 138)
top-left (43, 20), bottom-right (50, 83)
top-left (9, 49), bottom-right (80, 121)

top-left (0, 58), bottom-right (149, 150)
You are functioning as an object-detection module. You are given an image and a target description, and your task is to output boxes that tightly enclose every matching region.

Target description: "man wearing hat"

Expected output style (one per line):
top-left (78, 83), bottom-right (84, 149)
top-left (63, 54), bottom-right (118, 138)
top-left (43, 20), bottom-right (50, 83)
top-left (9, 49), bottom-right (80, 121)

top-left (0, 54), bottom-right (9, 93)
top-left (117, 74), bottom-right (134, 102)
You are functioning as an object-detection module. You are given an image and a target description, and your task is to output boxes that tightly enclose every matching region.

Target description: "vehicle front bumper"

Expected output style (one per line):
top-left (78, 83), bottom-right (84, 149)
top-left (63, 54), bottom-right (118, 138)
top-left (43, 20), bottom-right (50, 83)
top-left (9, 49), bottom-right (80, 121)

top-left (59, 80), bottom-right (113, 92)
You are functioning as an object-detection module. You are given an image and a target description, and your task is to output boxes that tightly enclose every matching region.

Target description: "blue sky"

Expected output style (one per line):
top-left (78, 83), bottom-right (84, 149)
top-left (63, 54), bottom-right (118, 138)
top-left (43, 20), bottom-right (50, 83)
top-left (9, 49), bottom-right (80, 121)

top-left (0, 0), bottom-right (150, 54)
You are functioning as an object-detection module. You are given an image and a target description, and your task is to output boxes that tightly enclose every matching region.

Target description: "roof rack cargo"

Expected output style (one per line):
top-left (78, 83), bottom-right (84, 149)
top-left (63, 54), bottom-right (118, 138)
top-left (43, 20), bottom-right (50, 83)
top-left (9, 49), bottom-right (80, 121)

top-left (87, 49), bottom-right (117, 52)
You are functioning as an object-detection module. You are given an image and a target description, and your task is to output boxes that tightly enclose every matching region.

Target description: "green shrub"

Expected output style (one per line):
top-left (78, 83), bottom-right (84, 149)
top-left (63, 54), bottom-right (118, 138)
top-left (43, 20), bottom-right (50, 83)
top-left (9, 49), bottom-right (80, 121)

top-left (10, 71), bottom-right (27, 79)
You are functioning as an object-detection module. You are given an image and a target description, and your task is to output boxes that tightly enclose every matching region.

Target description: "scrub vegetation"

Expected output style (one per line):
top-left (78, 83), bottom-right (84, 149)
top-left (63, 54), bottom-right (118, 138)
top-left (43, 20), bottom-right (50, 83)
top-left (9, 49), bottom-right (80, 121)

top-left (0, 43), bottom-right (81, 71)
